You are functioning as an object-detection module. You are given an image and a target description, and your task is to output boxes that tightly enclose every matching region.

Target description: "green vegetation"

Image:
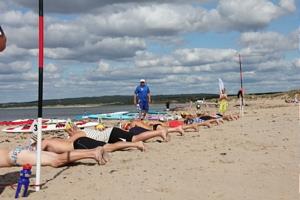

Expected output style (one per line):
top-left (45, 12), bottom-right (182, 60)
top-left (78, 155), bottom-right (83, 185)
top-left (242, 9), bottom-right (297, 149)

top-left (1, 90), bottom-right (297, 108)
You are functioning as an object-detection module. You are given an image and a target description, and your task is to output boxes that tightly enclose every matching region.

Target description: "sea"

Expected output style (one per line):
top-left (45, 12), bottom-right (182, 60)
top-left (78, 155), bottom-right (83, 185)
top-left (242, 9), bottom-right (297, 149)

top-left (0, 104), bottom-right (167, 121)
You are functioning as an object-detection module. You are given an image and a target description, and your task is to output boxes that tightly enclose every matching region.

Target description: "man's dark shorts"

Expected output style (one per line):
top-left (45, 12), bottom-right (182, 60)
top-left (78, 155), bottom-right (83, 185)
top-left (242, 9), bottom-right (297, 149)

top-left (139, 101), bottom-right (149, 112)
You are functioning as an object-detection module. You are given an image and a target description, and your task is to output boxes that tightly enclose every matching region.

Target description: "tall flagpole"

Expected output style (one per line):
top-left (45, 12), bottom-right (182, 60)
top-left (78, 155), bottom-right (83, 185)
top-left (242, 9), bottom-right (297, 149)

top-left (36, 0), bottom-right (44, 192)
top-left (239, 54), bottom-right (244, 116)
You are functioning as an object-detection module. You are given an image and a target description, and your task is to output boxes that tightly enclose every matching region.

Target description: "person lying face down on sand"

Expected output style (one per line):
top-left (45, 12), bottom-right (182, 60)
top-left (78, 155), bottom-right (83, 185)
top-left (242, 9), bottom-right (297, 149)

top-left (0, 142), bottom-right (108, 168)
top-left (69, 125), bottom-right (170, 143)
top-left (207, 111), bottom-right (239, 121)
top-left (121, 120), bottom-right (199, 135)
top-left (42, 135), bottom-right (146, 154)
top-left (41, 124), bottom-right (169, 154)
top-left (184, 111), bottom-right (239, 122)
top-left (179, 113), bottom-right (224, 127)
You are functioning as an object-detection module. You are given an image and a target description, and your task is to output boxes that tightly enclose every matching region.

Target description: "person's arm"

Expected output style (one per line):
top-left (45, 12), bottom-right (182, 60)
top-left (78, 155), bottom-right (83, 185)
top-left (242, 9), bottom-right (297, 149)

top-left (148, 93), bottom-right (151, 103)
top-left (219, 93), bottom-right (228, 100)
top-left (147, 87), bottom-right (151, 103)
top-left (134, 94), bottom-right (137, 104)
top-left (224, 94), bottom-right (228, 100)
top-left (134, 87), bottom-right (138, 104)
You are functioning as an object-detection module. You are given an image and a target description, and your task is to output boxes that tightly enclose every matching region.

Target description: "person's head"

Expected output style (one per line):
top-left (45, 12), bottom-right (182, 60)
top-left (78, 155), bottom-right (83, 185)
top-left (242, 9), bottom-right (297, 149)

top-left (96, 123), bottom-right (106, 131)
top-left (121, 122), bottom-right (131, 130)
top-left (181, 112), bottom-right (187, 118)
top-left (140, 79), bottom-right (146, 86)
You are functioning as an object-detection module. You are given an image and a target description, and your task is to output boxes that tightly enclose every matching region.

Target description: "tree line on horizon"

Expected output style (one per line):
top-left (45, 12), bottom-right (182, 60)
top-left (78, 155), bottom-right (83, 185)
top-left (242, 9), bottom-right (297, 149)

top-left (0, 90), bottom-right (290, 108)
top-left (0, 93), bottom-right (219, 108)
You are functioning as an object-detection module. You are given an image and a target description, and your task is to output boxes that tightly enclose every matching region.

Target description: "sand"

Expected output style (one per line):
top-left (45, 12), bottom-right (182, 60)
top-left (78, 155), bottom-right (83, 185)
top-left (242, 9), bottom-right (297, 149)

top-left (0, 98), bottom-right (299, 200)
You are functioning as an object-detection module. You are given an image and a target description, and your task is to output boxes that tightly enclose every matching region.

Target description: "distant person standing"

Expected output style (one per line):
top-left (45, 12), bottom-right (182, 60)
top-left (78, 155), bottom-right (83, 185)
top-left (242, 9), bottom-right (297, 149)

top-left (134, 79), bottom-right (151, 119)
top-left (219, 88), bottom-right (229, 115)
top-left (165, 101), bottom-right (170, 111)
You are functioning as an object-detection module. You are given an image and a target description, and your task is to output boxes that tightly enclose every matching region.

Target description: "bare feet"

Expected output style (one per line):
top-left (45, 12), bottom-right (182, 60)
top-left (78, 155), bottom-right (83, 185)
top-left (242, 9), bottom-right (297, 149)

top-left (136, 141), bottom-right (146, 152)
top-left (205, 122), bottom-right (211, 128)
top-left (161, 128), bottom-right (171, 142)
top-left (192, 124), bottom-right (199, 132)
top-left (176, 126), bottom-right (185, 136)
top-left (95, 147), bottom-right (109, 165)
top-left (168, 126), bottom-right (185, 136)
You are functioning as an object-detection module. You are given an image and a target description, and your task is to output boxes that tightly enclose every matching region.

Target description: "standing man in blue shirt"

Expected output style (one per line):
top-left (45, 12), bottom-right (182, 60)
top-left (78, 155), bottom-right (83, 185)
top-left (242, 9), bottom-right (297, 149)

top-left (134, 79), bottom-right (151, 119)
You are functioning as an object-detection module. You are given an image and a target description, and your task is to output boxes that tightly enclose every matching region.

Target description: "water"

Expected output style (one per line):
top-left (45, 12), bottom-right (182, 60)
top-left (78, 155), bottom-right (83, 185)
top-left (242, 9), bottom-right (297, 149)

top-left (0, 104), bottom-right (166, 121)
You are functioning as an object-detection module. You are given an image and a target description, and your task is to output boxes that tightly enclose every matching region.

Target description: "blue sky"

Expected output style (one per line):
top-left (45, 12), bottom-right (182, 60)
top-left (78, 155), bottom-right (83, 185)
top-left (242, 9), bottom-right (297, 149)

top-left (0, 0), bottom-right (299, 103)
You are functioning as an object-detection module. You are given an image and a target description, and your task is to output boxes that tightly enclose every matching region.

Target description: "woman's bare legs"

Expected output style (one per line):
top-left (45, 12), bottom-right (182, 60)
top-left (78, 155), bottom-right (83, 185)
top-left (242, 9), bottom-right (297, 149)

top-left (196, 121), bottom-right (212, 128)
top-left (0, 149), bottom-right (12, 167)
top-left (132, 128), bottom-right (169, 142)
top-left (43, 137), bottom-right (145, 153)
top-left (42, 138), bottom-right (73, 154)
top-left (16, 147), bottom-right (108, 167)
top-left (103, 141), bottom-right (145, 152)
top-left (156, 125), bottom-right (185, 136)
top-left (182, 124), bottom-right (199, 132)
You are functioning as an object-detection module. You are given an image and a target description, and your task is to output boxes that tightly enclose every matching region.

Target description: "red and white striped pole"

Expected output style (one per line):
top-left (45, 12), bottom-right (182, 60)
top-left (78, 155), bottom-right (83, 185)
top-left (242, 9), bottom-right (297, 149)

top-left (239, 54), bottom-right (244, 116)
top-left (36, 0), bottom-right (44, 192)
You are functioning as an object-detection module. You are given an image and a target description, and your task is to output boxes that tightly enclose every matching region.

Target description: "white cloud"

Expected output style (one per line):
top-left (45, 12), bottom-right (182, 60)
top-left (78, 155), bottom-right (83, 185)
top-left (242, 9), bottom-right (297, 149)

top-left (239, 31), bottom-right (297, 53)
top-left (12, 0), bottom-right (209, 13)
top-left (279, 0), bottom-right (296, 12)
top-left (44, 37), bottom-right (146, 62)
top-left (0, 1), bottom-right (297, 63)
top-left (174, 48), bottom-right (237, 66)
top-left (0, 60), bottom-right (31, 74)
top-left (1, 11), bottom-right (36, 27)
top-left (293, 59), bottom-right (300, 68)
top-left (45, 63), bottom-right (59, 73)
top-left (0, 0), bottom-right (298, 103)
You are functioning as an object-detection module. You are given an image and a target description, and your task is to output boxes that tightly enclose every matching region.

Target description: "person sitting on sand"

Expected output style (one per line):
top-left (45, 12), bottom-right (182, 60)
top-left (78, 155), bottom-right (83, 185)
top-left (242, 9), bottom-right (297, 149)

top-left (0, 142), bottom-right (108, 168)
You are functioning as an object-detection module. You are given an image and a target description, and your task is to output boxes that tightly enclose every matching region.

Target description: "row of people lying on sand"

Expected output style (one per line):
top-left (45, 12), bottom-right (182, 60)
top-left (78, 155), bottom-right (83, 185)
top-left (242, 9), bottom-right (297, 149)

top-left (285, 94), bottom-right (299, 104)
top-left (0, 112), bottom-right (240, 168)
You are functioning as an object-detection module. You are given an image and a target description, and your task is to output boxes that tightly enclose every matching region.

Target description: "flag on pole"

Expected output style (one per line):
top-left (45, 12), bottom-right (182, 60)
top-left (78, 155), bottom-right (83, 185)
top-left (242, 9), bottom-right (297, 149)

top-left (218, 78), bottom-right (224, 94)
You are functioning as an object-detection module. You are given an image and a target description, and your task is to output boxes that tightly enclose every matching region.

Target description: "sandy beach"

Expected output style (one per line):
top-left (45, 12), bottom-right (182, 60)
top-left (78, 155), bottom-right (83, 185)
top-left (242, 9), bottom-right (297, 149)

top-left (0, 98), bottom-right (299, 200)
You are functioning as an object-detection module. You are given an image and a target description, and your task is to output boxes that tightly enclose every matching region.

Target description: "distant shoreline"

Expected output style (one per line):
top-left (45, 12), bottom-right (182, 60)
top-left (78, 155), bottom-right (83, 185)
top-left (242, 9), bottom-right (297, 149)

top-left (0, 103), bottom-right (117, 109)
top-left (1, 90), bottom-right (298, 109)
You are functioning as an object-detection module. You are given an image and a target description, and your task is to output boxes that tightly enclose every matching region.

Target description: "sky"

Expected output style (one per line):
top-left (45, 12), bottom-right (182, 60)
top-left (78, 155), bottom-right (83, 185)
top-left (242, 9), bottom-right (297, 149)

top-left (0, 0), bottom-right (299, 103)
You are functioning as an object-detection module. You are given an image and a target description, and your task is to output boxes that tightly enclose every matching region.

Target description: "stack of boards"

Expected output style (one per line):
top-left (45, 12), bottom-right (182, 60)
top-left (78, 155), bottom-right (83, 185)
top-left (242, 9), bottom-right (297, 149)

top-left (1, 119), bottom-right (98, 133)
top-left (76, 111), bottom-right (177, 121)
top-left (1, 111), bottom-right (179, 133)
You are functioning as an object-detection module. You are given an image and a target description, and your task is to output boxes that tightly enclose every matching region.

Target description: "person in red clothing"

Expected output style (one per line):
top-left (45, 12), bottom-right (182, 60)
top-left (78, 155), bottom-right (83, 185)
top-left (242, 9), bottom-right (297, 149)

top-left (0, 26), bottom-right (7, 52)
